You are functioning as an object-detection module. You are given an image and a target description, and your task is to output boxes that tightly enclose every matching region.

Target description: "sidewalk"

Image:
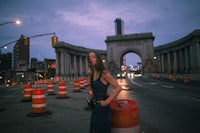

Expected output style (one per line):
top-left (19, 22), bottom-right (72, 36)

top-left (0, 81), bottom-right (91, 133)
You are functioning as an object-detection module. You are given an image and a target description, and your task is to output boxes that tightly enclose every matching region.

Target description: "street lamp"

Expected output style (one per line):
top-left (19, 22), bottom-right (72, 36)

top-left (0, 20), bottom-right (21, 26)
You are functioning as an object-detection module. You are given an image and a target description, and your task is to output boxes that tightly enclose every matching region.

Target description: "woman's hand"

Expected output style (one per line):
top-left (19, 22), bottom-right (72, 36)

top-left (97, 100), bottom-right (108, 107)
top-left (89, 90), bottom-right (93, 99)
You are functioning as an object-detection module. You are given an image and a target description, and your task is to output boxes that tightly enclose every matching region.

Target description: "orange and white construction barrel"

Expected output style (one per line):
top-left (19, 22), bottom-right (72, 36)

top-left (83, 77), bottom-right (88, 87)
top-left (79, 78), bottom-right (85, 89)
top-left (32, 88), bottom-right (47, 113)
top-left (22, 84), bottom-right (32, 102)
top-left (57, 82), bottom-right (67, 98)
top-left (110, 99), bottom-right (140, 133)
top-left (183, 74), bottom-right (190, 84)
top-left (47, 81), bottom-right (55, 95)
top-left (73, 79), bottom-right (80, 92)
top-left (171, 74), bottom-right (176, 82)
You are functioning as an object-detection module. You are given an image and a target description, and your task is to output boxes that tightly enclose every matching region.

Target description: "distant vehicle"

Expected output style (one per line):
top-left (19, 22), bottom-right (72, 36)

top-left (117, 72), bottom-right (126, 78)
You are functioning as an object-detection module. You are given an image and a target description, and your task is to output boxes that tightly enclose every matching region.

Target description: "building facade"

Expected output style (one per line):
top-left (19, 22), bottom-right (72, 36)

top-left (13, 35), bottom-right (30, 71)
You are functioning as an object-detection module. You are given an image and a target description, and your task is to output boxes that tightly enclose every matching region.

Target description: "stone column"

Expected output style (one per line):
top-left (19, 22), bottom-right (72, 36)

top-left (56, 52), bottom-right (60, 75)
top-left (60, 52), bottom-right (65, 75)
top-left (184, 47), bottom-right (189, 72)
top-left (158, 54), bottom-right (162, 72)
top-left (179, 49), bottom-right (183, 73)
top-left (65, 52), bottom-right (70, 77)
top-left (79, 56), bottom-right (83, 77)
top-left (167, 52), bottom-right (171, 73)
top-left (73, 55), bottom-right (77, 77)
top-left (196, 41), bottom-right (200, 67)
top-left (190, 44), bottom-right (195, 70)
top-left (85, 57), bottom-right (88, 76)
top-left (173, 51), bottom-right (177, 73)
top-left (161, 54), bottom-right (164, 73)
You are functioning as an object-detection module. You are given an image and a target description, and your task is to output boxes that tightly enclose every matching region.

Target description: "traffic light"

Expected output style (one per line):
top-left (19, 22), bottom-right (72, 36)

top-left (51, 36), bottom-right (54, 47)
top-left (56, 36), bottom-right (58, 44)
top-left (24, 37), bottom-right (30, 46)
top-left (51, 36), bottom-right (58, 47)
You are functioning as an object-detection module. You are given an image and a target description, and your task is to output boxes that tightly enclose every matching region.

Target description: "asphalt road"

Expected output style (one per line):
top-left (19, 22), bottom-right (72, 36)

top-left (0, 76), bottom-right (200, 133)
top-left (0, 81), bottom-right (91, 133)
top-left (117, 76), bottom-right (200, 133)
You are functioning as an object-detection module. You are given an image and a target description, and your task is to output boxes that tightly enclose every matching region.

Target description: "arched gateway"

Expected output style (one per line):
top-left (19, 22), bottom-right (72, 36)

top-left (54, 32), bottom-right (155, 79)
top-left (105, 32), bottom-right (155, 74)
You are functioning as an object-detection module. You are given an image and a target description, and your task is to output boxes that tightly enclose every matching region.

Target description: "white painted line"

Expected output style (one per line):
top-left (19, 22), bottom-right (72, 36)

top-left (161, 85), bottom-right (174, 88)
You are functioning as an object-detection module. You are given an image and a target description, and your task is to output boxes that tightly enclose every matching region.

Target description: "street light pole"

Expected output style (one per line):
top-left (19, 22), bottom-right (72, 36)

top-left (0, 20), bottom-right (21, 26)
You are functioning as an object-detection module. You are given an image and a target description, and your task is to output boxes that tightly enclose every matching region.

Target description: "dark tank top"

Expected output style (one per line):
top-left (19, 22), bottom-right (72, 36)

top-left (91, 75), bottom-right (109, 101)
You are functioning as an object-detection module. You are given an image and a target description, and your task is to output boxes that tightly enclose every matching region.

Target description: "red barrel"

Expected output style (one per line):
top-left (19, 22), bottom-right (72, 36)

top-left (32, 88), bottom-right (47, 113)
top-left (83, 77), bottom-right (87, 87)
top-left (155, 73), bottom-right (160, 79)
top-left (79, 78), bottom-right (85, 89)
top-left (23, 84), bottom-right (32, 101)
top-left (110, 99), bottom-right (140, 133)
top-left (183, 74), bottom-right (189, 84)
top-left (47, 81), bottom-right (55, 95)
top-left (58, 82), bottom-right (67, 98)
top-left (171, 74), bottom-right (176, 82)
top-left (168, 74), bottom-right (172, 80)
top-left (73, 79), bottom-right (80, 92)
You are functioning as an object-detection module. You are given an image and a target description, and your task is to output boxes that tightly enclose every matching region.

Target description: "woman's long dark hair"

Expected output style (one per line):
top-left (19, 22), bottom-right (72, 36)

top-left (87, 51), bottom-right (106, 82)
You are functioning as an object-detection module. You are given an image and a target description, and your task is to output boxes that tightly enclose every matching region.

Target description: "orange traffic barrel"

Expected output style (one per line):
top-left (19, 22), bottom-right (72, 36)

top-left (32, 88), bottom-right (47, 113)
top-left (79, 78), bottom-right (85, 89)
top-left (110, 99), bottom-right (139, 133)
top-left (168, 74), bottom-right (172, 80)
top-left (171, 74), bottom-right (176, 82)
top-left (73, 79), bottom-right (80, 92)
top-left (155, 73), bottom-right (160, 79)
top-left (27, 88), bottom-right (52, 117)
top-left (22, 84), bottom-right (32, 102)
top-left (183, 74), bottom-right (189, 84)
top-left (83, 77), bottom-right (88, 87)
top-left (151, 73), bottom-right (155, 78)
top-left (55, 76), bottom-right (60, 83)
top-left (43, 78), bottom-right (47, 84)
top-left (47, 81), bottom-right (55, 95)
top-left (57, 82), bottom-right (67, 98)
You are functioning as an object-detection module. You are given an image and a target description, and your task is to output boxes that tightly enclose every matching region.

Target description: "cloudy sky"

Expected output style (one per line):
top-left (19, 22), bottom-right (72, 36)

top-left (0, 0), bottom-right (200, 66)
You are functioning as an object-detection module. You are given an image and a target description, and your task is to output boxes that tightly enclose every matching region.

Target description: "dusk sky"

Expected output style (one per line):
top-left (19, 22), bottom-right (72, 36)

top-left (0, 0), bottom-right (200, 66)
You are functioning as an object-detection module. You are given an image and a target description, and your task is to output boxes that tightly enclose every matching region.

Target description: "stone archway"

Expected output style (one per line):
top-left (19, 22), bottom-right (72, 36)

top-left (105, 32), bottom-right (155, 74)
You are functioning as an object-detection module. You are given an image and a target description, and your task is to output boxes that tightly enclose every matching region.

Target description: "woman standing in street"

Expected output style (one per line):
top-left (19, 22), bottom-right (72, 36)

top-left (87, 51), bottom-right (122, 133)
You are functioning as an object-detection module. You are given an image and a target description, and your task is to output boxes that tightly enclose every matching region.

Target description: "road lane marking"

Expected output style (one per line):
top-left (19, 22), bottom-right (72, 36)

top-left (129, 79), bottom-right (143, 87)
top-left (129, 78), bottom-right (200, 102)
top-left (161, 85), bottom-right (174, 88)
top-left (147, 82), bottom-right (158, 85)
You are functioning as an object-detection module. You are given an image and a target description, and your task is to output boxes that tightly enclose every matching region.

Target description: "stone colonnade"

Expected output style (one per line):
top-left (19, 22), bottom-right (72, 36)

top-left (154, 30), bottom-right (200, 74)
top-left (54, 42), bottom-right (106, 79)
